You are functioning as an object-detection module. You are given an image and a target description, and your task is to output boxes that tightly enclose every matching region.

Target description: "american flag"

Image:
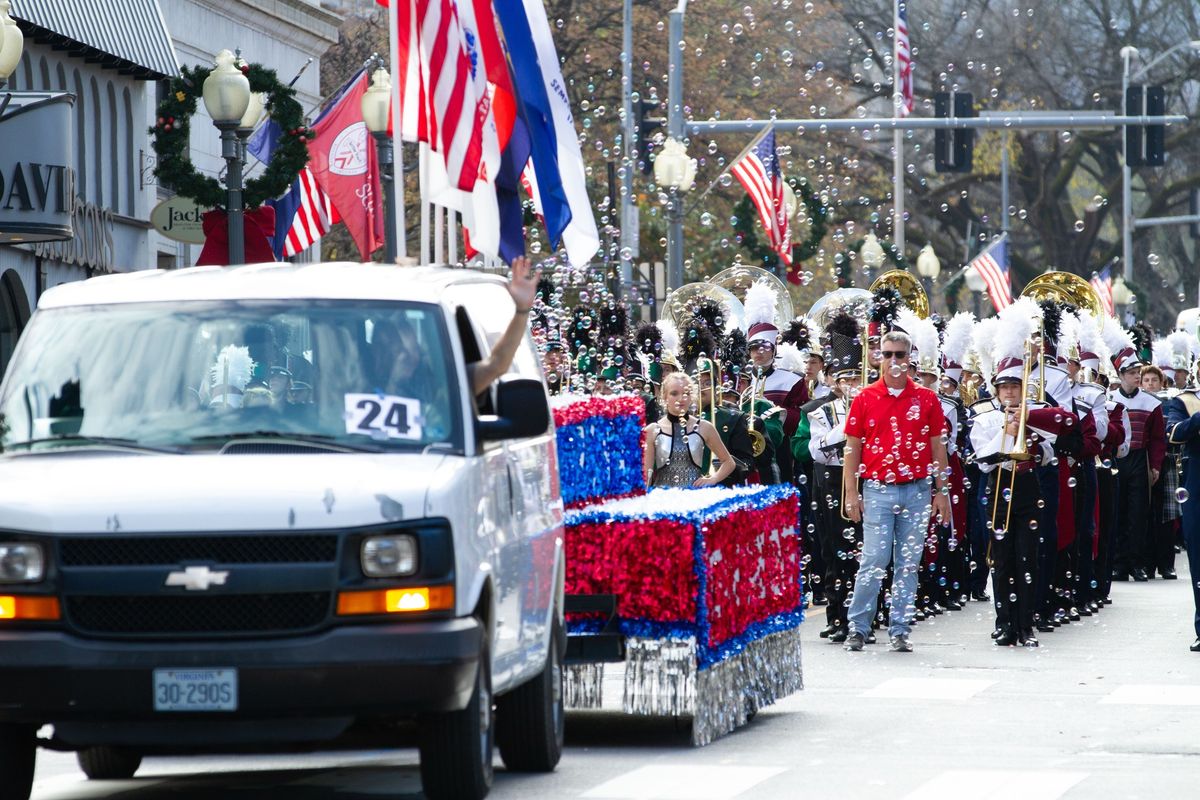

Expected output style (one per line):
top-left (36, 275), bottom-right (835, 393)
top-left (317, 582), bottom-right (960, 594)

top-left (969, 236), bottom-right (1012, 313)
top-left (280, 168), bottom-right (338, 257)
top-left (731, 128), bottom-right (792, 269)
top-left (1090, 265), bottom-right (1115, 316)
top-left (416, 0), bottom-right (485, 191)
top-left (895, 1), bottom-right (914, 117)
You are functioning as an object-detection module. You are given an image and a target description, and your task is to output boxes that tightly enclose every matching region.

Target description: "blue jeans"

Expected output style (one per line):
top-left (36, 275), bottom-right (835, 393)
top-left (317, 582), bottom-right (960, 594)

top-left (847, 480), bottom-right (933, 638)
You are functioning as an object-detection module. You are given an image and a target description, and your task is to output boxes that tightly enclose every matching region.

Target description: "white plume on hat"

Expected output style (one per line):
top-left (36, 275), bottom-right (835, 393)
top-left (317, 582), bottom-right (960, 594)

top-left (1057, 310), bottom-right (1081, 364)
top-left (656, 318), bottom-right (680, 358)
top-left (209, 344), bottom-right (256, 408)
top-left (1166, 331), bottom-right (1199, 371)
top-left (775, 342), bottom-right (807, 374)
top-left (1152, 339), bottom-right (1173, 371)
top-left (1101, 315), bottom-right (1137, 372)
top-left (743, 279), bottom-right (781, 347)
top-left (1076, 312), bottom-right (1109, 369)
top-left (941, 312), bottom-right (975, 383)
top-left (743, 279), bottom-right (778, 331)
top-left (991, 297), bottom-right (1042, 383)
top-left (896, 307), bottom-right (939, 374)
top-left (970, 316), bottom-right (1002, 384)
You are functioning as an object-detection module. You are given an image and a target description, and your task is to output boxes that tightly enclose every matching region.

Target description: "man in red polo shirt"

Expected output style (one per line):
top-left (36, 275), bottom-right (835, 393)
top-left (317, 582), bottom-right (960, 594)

top-left (841, 330), bottom-right (951, 653)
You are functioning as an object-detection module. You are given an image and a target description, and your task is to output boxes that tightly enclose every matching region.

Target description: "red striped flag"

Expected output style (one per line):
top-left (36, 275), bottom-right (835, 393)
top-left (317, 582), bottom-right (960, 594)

top-left (969, 236), bottom-right (1012, 313)
top-left (731, 128), bottom-right (792, 271)
top-left (1090, 266), bottom-right (1115, 316)
top-left (895, 1), bottom-right (914, 117)
top-left (375, 0), bottom-right (485, 191)
top-left (282, 168), bottom-right (338, 258)
top-left (417, 0), bottom-right (484, 191)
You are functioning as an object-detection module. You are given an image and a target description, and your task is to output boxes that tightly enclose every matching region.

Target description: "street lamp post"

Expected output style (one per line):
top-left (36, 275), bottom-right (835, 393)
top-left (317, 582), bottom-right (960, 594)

top-left (1112, 274), bottom-right (1134, 325)
top-left (0, 0), bottom-right (23, 87)
top-left (653, 137), bottom-right (696, 290)
top-left (362, 67), bottom-right (396, 263)
top-left (916, 243), bottom-right (941, 304)
top-left (964, 264), bottom-right (986, 318)
top-left (203, 50), bottom-right (252, 266)
top-left (1120, 40), bottom-right (1200, 283)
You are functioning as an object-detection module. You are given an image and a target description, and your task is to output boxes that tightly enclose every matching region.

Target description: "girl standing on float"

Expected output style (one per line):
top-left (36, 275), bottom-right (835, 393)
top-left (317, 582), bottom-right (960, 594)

top-left (643, 372), bottom-right (736, 488)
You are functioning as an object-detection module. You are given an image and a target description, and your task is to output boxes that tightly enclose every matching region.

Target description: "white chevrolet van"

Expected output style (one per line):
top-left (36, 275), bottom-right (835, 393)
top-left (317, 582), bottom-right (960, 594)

top-left (0, 263), bottom-right (565, 800)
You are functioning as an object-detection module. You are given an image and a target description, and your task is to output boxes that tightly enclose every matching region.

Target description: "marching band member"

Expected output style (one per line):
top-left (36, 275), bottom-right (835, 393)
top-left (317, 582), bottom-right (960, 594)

top-left (1066, 312), bottom-right (1111, 616)
top-left (898, 308), bottom-right (958, 616)
top-left (939, 312), bottom-right (977, 609)
top-left (804, 310), bottom-right (865, 642)
top-left (1104, 317), bottom-right (1165, 583)
top-left (970, 308), bottom-right (1072, 647)
top-left (782, 317), bottom-right (830, 400)
top-left (1143, 355), bottom-right (1180, 580)
top-left (1163, 368), bottom-right (1200, 652)
top-left (744, 282), bottom-right (808, 487)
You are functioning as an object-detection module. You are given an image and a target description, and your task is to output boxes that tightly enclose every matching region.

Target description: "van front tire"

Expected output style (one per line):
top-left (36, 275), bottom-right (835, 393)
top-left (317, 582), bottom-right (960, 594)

top-left (77, 746), bottom-right (142, 780)
top-left (496, 619), bottom-right (564, 772)
top-left (0, 725), bottom-right (35, 800)
top-left (418, 637), bottom-right (494, 800)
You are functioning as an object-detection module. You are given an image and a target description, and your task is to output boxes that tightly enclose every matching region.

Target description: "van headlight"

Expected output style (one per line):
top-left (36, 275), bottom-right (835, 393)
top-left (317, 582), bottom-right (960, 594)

top-left (361, 535), bottom-right (417, 577)
top-left (0, 544), bottom-right (44, 583)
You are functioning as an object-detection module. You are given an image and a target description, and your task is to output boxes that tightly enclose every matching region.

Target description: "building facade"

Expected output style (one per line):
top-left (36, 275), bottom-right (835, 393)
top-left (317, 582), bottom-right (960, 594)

top-left (0, 0), bottom-right (339, 375)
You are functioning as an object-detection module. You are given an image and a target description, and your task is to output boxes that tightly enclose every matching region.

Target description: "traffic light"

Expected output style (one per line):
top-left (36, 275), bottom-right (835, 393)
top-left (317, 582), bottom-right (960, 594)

top-left (1125, 85), bottom-right (1166, 167)
top-left (633, 98), bottom-right (665, 176)
top-left (934, 91), bottom-right (975, 173)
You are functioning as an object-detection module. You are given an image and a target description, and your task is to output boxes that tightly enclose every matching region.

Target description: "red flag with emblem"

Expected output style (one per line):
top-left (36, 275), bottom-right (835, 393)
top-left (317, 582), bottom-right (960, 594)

top-left (307, 72), bottom-right (384, 260)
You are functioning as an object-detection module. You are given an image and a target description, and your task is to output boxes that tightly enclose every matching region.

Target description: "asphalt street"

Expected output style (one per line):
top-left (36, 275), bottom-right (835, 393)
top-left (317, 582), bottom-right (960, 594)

top-left (31, 562), bottom-right (1200, 800)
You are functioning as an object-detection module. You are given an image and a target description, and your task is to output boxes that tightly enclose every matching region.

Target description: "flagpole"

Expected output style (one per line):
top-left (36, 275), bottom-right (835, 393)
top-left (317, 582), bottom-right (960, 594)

top-left (892, 0), bottom-right (905, 256)
top-left (420, 144), bottom-right (430, 265)
top-left (387, 0), bottom-right (405, 260)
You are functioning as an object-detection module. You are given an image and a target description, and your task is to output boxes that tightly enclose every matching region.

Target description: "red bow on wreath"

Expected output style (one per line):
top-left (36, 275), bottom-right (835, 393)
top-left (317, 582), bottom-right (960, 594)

top-left (195, 207), bottom-right (277, 267)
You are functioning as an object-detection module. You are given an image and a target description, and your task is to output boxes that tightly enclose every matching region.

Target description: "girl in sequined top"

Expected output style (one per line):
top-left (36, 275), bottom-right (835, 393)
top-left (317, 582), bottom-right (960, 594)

top-left (642, 372), bottom-right (735, 488)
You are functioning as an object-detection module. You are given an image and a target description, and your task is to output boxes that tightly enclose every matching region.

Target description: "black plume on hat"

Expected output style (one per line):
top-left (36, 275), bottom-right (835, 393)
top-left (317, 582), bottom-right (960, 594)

top-left (780, 318), bottom-right (812, 350)
top-left (569, 305), bottom-right (596, 357)
top-left (1038, 299), bottom-right (1063, 353)
top-left (824, 310), bottom-right (863, 376)
top-left (691, 300), bottom-right (725, 336)
top-left (633, 321), bottom-right (662, 357)
top-left (870, 285), bottom-right (903, 328)
top-left (1130, 321), bottom-right (1154, 354)
top-left (536, 277), bottom-right (556, 305)
top-left (720, 329), bottom-right (750, 384)
top-left (682, 314), bottom-right (718, 372)
top-left (599, 305), bottom-right (627, 340)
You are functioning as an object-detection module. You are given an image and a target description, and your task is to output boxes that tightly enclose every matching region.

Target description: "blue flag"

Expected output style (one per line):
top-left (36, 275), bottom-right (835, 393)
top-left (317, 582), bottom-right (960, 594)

top-left (493, 3), bottom-right (572, 250)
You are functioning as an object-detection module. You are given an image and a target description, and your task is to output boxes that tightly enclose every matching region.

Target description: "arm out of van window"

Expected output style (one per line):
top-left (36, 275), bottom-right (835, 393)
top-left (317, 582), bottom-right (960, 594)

top-left (469, 257), bottom-right (541, 395)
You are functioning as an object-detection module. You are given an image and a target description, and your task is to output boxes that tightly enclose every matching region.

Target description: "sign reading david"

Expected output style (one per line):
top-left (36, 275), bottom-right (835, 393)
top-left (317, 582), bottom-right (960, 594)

top-left (0, 92), bottom-right (76, 243)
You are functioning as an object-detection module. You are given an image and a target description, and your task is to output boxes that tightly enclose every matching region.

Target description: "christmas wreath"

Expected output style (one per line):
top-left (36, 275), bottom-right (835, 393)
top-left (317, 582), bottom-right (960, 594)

top-left (151, 62), bottom-right (312, 210)
top-left (733, 175), bottom-right (829, 267)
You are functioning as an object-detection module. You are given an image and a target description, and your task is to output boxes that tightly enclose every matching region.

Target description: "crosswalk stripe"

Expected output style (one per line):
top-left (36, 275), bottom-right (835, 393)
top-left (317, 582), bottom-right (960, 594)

top-left (1100, 684), bottom-right (1200, 705)
top-left (903, 770), bottom-right (1087, 800)
top-left (582, 765), bottom-right (787, 799)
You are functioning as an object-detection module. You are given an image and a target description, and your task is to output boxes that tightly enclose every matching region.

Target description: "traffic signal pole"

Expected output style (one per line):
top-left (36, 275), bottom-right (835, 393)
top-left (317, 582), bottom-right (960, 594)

top-left (619, 0), bottom-right (634, 292)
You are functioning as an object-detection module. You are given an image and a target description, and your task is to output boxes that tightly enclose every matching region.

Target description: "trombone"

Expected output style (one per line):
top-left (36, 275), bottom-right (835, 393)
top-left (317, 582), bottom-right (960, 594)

top-left (989, 339), bottom-right (1035, 541)
top-left (743, 372), bottom-right (768, 458)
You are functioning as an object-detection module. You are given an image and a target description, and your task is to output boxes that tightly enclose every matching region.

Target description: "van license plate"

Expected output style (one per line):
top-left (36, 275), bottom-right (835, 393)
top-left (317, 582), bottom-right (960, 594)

top-left (153, 669), bottom-right (238, 711)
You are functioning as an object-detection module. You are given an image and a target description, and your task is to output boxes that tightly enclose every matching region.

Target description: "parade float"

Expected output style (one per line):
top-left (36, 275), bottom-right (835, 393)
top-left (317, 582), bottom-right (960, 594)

top-left (552, 394), bottom-right (804, 746)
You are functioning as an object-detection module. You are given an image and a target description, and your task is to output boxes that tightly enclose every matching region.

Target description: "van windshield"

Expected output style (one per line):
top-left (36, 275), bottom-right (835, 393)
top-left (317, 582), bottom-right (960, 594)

top-left (0, 300), bottom-right (463, 453)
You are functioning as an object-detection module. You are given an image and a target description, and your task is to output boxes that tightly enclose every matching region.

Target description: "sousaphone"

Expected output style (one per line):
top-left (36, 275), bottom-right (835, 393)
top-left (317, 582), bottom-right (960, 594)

top-left (868, 269), bottom-right (930, 319)
top-left (1019, 271), bottom-right (1105, 317)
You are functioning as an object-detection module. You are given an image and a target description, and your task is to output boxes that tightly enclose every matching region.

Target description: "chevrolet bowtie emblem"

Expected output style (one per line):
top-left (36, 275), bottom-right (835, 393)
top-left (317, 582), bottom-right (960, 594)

top-left (165, 566), bottom-right (230, 591)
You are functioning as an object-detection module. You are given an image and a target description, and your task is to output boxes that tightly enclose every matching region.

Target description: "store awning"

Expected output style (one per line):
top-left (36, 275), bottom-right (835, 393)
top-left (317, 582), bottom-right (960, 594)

top-left (10, 0), bottom-right (179, 80)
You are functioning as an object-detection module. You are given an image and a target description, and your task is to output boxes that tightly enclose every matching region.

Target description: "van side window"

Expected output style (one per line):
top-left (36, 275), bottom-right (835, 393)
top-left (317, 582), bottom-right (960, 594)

top-left (454, 306), bottom-right (494, 415)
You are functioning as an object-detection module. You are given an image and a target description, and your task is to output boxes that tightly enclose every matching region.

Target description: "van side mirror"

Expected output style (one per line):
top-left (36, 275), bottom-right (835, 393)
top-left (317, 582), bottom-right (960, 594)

top-left (476, 376), bottom-right (550, 441)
